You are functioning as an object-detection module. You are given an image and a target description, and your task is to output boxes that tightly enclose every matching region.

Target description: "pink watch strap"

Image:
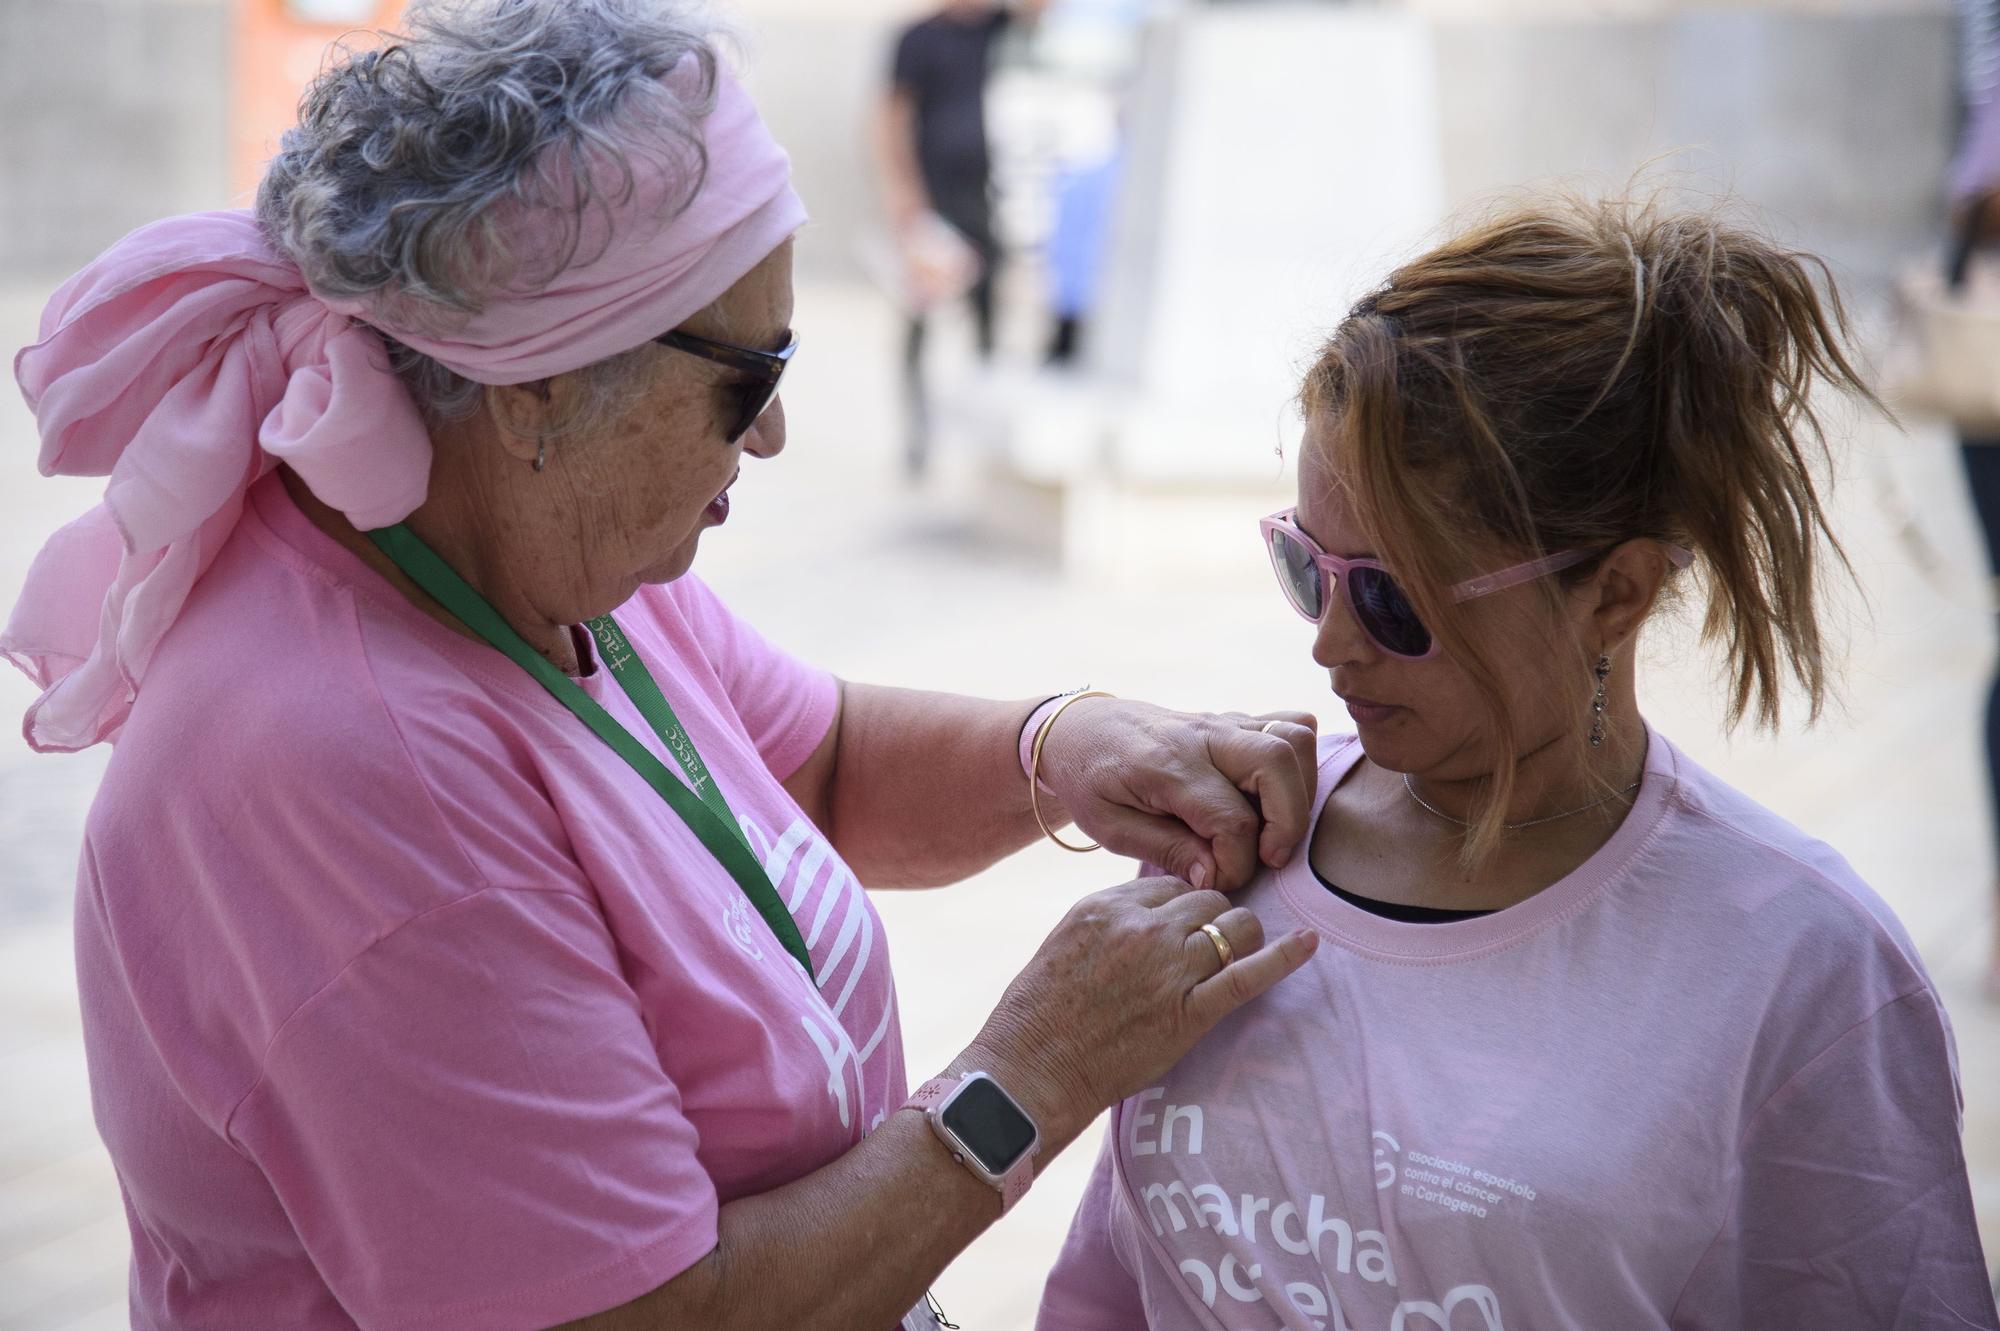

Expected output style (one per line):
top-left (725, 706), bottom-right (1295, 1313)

top-left (904, 1076), bottom-right (1036, 1212)
top-left (997, 1151), bottom-right (1033, 1211)
top-left (907, 1076), bottom-right (958, 1109)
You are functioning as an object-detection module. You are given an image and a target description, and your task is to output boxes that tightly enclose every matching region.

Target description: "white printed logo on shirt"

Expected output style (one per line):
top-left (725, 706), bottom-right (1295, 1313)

top-left (736, 813), bottom-right (898, 1136)
top-left (1125, 1088), bottom-right (1512, 1330)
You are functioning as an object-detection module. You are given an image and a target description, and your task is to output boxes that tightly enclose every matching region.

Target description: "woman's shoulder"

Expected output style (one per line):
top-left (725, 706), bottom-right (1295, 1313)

top-left (1317, 730), bottom-right (1362, 761)
top-left (1643, 733), bottom-right (1934, 1006)
top-left (1309, 730), bottom-right (1368, 804)
top-left (85, 514), bottom-right (600, 1105)
top-left (1314, 730), bottom-right (1364, 782)
top-left (1654, 738), bottom-right (1896, 910)
top-left (99, 511), bottom-right (578, 916)
top-left (125, 472), bottom-right (563, 781)
top-left (122, 522), bottom-right (495, 778)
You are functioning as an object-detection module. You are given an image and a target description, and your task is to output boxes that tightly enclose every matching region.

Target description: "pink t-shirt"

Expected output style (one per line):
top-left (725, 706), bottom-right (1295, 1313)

top-left (1040, 732), bottom-right (1997, 1331)
top-left (73, 473), bottom-right (907, 1330)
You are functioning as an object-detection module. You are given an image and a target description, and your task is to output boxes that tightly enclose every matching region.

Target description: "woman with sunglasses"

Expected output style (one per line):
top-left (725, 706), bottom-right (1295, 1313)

top-left (4, 5), bottom-right (1327, 1329)
top-left (1037, 199), bottom-right (1999, 1330)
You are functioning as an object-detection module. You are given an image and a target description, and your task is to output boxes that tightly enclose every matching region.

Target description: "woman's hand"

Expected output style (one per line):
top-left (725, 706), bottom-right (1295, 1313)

top-left (1036, 699), bottom-right (1319, 889)
top-left (964, 874), bottom-right (1319, 1146)
top-left (559, 873), bottom-right (1316, 1331)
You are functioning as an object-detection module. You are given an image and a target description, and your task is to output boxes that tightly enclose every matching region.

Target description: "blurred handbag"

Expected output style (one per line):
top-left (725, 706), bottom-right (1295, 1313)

top-left (1883, 195), bottom-right (2000, 435)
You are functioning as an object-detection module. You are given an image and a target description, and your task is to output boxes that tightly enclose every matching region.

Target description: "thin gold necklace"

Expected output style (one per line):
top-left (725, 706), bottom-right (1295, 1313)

top-left (1403, 773), bottom-right (1641, 831)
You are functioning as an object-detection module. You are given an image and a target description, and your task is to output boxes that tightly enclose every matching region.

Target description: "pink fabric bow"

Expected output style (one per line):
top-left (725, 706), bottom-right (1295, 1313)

top-left (4, 68), bottom-right (805, 753)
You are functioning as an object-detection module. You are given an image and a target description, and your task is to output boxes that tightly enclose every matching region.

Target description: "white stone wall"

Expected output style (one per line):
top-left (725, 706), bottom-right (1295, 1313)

top-left (1050, 0), bottom-right (1957, 490)
top-left (0, 0), bottom-right (232, 279)
top-left (1429, 5), bottom-right (1956, 287)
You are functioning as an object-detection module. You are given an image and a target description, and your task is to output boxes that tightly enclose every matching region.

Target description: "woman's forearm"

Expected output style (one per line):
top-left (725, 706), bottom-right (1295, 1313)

top-left (812, 682), bottom-right (1319, 892)
top-left (820, 683), bottom-right (1067, 888)
top-left (557, 1046), bottom-right (1084, 1331)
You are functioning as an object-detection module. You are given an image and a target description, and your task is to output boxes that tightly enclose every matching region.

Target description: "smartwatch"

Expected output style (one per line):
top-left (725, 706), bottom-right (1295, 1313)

top-left (903, 1071), bottom-right (1040, 1212)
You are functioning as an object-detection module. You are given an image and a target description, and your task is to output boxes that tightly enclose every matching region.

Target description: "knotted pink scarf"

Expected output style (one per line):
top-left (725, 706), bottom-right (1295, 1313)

top-left (4, 67), bottom-right (806, 753)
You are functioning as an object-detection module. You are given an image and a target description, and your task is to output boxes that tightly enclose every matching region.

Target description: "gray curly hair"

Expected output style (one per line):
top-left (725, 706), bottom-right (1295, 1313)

top-left (257, 0), bottom-right (722, 436)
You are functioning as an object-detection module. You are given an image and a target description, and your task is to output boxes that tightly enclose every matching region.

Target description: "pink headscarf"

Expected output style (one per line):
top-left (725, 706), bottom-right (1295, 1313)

top-left (4, 68), bottom-right (806, 753)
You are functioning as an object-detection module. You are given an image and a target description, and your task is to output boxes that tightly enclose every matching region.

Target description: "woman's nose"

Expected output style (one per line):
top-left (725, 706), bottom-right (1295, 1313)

top-left (743, 396), bottom-right (786, 459)
top-left (1310, 582), bottom-right (1374, 671)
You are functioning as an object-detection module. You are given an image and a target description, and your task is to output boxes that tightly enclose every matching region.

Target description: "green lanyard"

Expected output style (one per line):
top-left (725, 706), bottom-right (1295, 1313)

top-left (366, 523), bottom-right (815, 982)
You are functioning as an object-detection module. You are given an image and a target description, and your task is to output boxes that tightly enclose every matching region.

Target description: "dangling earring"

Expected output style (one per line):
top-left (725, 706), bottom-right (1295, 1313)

top-left (532, 441), bottom-right (547, 473)
top-left (1588, 653), bottom-right (1612, 748)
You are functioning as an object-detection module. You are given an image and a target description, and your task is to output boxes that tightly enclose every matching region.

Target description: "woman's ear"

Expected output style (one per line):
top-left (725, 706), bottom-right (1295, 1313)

top-left (483, 378), bottom-right (562, 466)
top-left (1585, 540), bottom-right (1675, 651)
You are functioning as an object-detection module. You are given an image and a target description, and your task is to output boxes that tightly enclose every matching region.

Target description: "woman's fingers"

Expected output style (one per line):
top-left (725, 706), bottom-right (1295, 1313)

top-left (1245, 710), bottom-right (1320, 865)
top-left (1187, 926), bottom-right (1321, 1028)
top-left (1144, 770), bottom-right (1264, 889)
top-left (1201, 721), bottom-right (1317, 873)
top-left (1118, 874), bottom-right (1226, 918)
top-left (1250, 711), bottom-right (1319, 794)
top-left (1180, 905), bottom-right (1265, 980)
top-left (1085, 799), bottom-right (1234, 891)
top-left (1158, 886), bottom-right (1232, 928)
top-left (971, 876), bottom-right (1319, 1141)
top-left (1049, 701), bottom-right (1319, 888)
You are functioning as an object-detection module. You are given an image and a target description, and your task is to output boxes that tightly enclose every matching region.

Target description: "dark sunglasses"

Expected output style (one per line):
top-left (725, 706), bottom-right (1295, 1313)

top-left (1259, 508), bottom-right (1693, 660)
top-left (656, 327), bottom-right (799, 444)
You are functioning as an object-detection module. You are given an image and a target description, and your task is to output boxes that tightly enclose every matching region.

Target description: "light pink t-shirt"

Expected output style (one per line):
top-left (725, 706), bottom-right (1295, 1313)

top-left (74, 473), bottom-right (907, 1330)
top-left (1040, 732), bottom-right (1997, 1331)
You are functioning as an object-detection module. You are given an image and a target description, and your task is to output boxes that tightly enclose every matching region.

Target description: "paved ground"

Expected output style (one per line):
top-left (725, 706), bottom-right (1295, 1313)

top-left (0, 275), bottom-right (1995, 1330)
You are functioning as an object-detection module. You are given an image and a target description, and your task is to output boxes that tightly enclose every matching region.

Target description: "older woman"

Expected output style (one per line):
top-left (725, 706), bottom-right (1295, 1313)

top-left (1, 4), bottom-right (1324, 1329)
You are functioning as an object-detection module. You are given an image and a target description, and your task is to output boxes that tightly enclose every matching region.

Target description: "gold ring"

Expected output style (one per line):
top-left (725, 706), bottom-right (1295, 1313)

top-left (1200, 922), bottom-right (1235, 968)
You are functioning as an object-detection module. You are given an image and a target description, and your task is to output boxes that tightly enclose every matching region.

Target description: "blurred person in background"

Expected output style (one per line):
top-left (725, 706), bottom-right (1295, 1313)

top-left (875, 0), bottom-right (1048, 477)
top-left (1950, 0), bottom-right (2000, 1003)
top-left (1037, 198), bottom-right (1999, 1330)
top-left (1045, 139), bottom-right (1121, 366)
top-left (1, 3), bottom-right (1335, 1327)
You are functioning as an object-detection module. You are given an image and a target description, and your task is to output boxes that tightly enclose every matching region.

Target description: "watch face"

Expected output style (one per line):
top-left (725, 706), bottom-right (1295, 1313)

top-left (940, 1076), bottom-right (1037, 1176)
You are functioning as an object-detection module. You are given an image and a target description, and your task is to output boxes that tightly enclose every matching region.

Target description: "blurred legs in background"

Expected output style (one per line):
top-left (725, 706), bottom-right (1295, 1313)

top-left (902, 186), bottom-right (999, 481)
top-left (878, 2), bottom-right (1030, 484)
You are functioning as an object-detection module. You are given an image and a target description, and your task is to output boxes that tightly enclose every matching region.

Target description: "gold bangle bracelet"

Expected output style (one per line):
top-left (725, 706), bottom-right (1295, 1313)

top-left (1029, 690), bottom-right (1114, 853)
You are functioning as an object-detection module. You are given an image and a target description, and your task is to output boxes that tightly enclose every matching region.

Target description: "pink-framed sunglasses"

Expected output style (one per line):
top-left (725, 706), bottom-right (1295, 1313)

top-left (1260, 508), bottom-right (1693, 660)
